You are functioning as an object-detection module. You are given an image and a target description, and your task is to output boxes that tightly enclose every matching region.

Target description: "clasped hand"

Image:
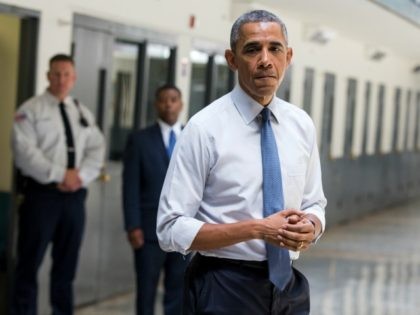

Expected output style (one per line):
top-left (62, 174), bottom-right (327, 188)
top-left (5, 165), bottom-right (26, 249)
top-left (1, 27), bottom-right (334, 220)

top-left (57, 169), bottom-right (82, 192)
top-left (262, 209), bottom-right (316, 252)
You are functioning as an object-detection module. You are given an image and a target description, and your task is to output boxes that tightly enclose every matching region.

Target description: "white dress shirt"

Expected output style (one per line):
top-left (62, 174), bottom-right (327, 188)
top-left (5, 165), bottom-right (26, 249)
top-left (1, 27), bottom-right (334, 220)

top-left (12, 90), bottom-right (105, 186)
top-left (157, 85), bottom-right (327, 261)
top-left (157, 119), bottom-right (182, 148)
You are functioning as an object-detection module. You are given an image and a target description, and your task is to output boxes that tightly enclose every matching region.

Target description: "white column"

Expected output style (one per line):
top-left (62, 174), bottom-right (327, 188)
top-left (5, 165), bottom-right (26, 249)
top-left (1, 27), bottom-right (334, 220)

top-left (352, 80), bottom-right (366, 157)
top-left (381, 83), bottom-right (394, 153)
top-left (36, 6), bottom-right (73, 94)
top-left (289, 62), bottom-right (304, 108)
top-left (397, 89), bottom-right (408, 152)
top-left (366, 83), bottom-right (378, 155)
top-left (406, 90), bottom-right (416, 151)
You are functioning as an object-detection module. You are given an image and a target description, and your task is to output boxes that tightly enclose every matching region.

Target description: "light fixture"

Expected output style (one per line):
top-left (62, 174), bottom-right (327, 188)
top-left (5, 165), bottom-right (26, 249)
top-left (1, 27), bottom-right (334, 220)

top-left (304, 25), bottom-right (336, 45)
top-left (365, 47), bottom-right (387, 61)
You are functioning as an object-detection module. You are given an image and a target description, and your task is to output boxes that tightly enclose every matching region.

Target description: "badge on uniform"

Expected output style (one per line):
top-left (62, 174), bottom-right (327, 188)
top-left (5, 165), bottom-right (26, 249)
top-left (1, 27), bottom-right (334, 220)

top-left (15, 112), bottom-right (27, 122)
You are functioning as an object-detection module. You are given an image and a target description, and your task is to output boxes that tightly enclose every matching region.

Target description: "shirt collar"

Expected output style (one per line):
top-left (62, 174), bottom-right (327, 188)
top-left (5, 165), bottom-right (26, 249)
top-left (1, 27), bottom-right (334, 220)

top-left (157, 118), bottom-right (182, 134)
top-left (231, 84), bottom-right (282, 125)
top-left (43, 89), bottom-right (73, 106)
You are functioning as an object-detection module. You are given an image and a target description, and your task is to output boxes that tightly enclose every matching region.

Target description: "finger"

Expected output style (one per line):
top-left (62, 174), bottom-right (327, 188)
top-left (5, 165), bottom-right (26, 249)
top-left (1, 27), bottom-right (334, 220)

top-left (278, 237), bottom-right (309, 251)
top-left (281, 209), bottom-right (305, 217)
top-left (282, 220), bottom-right (313, 233)
top-left (286, 214), bottom-right (301, 224)
top-left (279, 228), bottom-right (313, 245)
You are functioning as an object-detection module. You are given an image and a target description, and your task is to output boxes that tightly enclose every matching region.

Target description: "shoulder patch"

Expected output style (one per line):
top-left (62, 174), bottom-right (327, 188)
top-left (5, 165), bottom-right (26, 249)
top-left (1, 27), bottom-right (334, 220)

top-left (14, 112), bottom-right (27, 122)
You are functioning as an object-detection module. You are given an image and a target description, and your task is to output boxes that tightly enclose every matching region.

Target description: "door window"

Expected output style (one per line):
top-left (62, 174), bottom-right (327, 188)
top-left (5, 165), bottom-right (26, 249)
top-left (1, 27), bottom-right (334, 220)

top-left (145, 43), bottom-right (172, 126)
top-left (109, 42), bottom-right (139, 160)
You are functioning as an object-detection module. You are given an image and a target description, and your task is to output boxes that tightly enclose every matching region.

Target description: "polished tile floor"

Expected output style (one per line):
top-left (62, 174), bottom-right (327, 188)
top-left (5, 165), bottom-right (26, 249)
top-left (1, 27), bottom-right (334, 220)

top-left (76, 198), bottom-right (420, 315)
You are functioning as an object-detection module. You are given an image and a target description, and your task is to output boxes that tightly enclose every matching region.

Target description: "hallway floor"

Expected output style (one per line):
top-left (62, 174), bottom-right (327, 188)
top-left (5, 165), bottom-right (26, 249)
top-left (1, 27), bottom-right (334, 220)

top-left (76, 198), bottom-right (420, 315)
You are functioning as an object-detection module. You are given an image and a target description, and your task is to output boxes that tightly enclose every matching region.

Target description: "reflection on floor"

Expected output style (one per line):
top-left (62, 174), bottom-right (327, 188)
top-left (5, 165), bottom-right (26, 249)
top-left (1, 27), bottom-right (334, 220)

top-left (295, 198), bottom-right (420, 315)
top-left (76, 292), bottom-right (136, 315)
top-left (76, 198), bottom-right (420, 315)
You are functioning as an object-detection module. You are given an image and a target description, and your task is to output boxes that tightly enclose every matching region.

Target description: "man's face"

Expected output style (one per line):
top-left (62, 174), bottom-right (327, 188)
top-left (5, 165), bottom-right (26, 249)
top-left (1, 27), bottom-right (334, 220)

top-left (47, 60), bottom-right (76, 100)
top-left (225, 22), bottom-right (293, 105)
top-left (155, 88), bottom-right (183, 126)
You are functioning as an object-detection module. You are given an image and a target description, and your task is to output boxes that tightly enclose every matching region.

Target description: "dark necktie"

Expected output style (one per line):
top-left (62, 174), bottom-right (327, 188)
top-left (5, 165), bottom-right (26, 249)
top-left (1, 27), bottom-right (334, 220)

top-left (59, 102), bottom-right (76, 168)
top-left (167, 129), bottom-right (176, 157)
top-left (260, 107), bottom-right (292, 290)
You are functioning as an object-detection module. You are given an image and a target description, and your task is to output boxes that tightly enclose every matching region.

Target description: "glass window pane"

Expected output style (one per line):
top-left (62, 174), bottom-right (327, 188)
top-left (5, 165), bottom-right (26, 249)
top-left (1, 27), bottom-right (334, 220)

top-left (344, 78), bottom-right (357, 157)
top-left (189, 50), bottom-right (209, 117)
top-left (375, 84), bottom-right (385, 153)
top-left (361, 82), bottom-right (371, 154)
top-left (302, 68), bottom-right (315, 116)
top-left (403, 90), bottom-right (412, 150)
top-left (109, 42), bottom-right (139, 160)
top-left (321, 73), bottom-right (335, 157)
top-left (214, 55), bottom-right (230, 99)
top-left (392, 87), bottom-right (401, 151)
top-left (276, 66), bottom-right (292, 101)
top-left (145, 43), bottom-right (171, 126)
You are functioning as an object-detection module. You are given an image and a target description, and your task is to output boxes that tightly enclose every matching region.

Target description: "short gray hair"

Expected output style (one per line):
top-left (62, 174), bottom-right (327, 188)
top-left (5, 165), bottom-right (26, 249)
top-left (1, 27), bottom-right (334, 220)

top-left (230, 10), bottom-right (288, 51)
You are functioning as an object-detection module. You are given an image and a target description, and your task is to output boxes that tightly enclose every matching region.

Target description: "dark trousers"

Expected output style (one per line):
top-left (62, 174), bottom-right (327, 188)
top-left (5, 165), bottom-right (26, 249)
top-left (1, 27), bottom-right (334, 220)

top-left (11, 185), bottom-right (87, 315)
top-left (183, 254), bottom-right (310, 315)
top-left (134, 242), bottom-right (189, 315)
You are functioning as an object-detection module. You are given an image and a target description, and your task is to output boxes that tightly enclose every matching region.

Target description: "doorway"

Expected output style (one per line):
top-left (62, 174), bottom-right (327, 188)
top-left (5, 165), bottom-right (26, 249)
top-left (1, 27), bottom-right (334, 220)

top-left (0, 4), bottom-right (39, 314)
top-left (71, 13), bottom-right (177, 304)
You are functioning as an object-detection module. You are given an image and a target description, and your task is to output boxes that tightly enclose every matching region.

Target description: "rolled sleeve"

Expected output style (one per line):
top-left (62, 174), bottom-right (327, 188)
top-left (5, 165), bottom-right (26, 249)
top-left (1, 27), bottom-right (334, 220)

top-left (157, 121), bottom-right (212, 254)
top-left (161, 216), bottom-right (205, 255)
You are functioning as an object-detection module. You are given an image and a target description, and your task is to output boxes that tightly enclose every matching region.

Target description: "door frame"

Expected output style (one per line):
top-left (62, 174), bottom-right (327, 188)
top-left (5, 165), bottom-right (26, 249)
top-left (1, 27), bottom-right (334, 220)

top-left (0, 4), bottom-right (40, 314)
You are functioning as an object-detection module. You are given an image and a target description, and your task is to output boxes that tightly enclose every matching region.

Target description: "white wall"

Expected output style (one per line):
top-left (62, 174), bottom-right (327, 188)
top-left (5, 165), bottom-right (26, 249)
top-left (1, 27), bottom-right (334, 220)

top-left (3, 0), bottom-right (232, 94)
top-left (3, 0), bottom-right (420, 158)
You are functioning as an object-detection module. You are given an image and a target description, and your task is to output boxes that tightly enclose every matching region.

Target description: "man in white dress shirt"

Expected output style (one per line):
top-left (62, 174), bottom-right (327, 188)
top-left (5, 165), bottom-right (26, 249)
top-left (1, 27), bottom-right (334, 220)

top-left (157, 10), bottom-right (326, 315)
top-left (11, 54), bottom-right (105, 315)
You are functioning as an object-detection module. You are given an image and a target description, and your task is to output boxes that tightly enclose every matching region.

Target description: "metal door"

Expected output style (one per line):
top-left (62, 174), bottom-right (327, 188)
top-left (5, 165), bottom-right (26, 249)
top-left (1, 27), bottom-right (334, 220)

top-left (72, 25), bottom-right (135, 304)
top-left (72, 15), bottom-right (177, 305)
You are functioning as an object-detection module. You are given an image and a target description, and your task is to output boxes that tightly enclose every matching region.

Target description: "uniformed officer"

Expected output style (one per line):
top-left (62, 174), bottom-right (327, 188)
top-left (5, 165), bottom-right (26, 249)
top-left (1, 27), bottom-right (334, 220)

top-left (11, 54), bottom-right (105, 315)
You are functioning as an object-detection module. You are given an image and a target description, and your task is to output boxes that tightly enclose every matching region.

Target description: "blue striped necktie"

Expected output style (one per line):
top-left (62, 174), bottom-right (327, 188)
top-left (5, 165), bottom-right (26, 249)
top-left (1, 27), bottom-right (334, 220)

top-left (260, 107), bottom-right (292, 290)
top-left (167, 129), bottom-right (176, 157)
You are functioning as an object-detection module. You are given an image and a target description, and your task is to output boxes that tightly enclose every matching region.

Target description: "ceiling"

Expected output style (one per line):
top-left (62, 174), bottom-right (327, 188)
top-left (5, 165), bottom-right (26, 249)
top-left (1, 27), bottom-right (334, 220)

top-left (247, 0), bottom-right (420, 64)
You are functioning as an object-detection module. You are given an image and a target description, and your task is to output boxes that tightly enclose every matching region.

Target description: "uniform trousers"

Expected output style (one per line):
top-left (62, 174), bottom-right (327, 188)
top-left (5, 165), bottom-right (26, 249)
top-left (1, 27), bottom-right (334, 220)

top-left (11, 182), bottom-right (86, 315)
top-left (183, 253), bottom-right (310, 315)
top-left (134, 242), bottom-right (188, 315)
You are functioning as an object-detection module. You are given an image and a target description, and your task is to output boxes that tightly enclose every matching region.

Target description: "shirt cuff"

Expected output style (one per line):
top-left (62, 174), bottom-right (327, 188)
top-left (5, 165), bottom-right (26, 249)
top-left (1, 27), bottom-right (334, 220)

top-left (79, 168), bottom-right (99, 186)
top-left (303, 205), bottom-right (326, 242)
top-left (51, 165), bottom-right (66, 183)
top-left (159, 217), bottom-right (205, 255)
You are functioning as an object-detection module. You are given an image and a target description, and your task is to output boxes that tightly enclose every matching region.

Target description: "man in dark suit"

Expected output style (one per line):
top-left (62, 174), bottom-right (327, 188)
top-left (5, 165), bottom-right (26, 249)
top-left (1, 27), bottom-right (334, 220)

top-left (122, 84), bottom-right (187, 315)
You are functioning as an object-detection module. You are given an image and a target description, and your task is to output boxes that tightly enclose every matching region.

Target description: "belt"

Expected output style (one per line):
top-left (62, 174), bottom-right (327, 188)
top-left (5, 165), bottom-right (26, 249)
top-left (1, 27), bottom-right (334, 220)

top-left (25, 177), bottom-right (59, 191)
top-left (196, 253), bottom-right (268, 271)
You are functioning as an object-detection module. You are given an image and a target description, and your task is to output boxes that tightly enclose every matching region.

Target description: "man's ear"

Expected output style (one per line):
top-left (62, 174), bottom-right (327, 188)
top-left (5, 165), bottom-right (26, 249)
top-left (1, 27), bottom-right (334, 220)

top-left (286, 47), bottom-right (293, 67)
top-left (225, 49), bottom-right (237, 71)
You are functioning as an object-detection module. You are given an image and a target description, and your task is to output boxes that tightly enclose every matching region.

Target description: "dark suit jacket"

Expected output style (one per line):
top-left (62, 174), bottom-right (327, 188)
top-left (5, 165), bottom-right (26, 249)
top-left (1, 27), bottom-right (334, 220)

top-left (122, 123), bottom-right (170, 242)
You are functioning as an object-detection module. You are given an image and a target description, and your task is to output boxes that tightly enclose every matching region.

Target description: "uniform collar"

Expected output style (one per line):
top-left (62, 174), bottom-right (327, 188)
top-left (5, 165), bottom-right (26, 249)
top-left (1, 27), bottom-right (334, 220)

top-left (43, 89), bottom-right (73, 106)
top-left (231, 84), bottom-right (282, 125)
